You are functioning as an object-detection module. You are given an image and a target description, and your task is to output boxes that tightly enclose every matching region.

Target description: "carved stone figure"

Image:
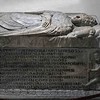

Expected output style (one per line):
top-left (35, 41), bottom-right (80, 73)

top-left (0, 11), bottom-right (73, 36)
top-left (0, 11), bottom-right (98, 38)
top-left (0, 11), bottom-right (99, 48)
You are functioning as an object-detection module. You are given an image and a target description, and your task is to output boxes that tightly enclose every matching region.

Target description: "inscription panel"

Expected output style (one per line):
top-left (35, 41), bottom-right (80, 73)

top-left (0, 48), bottom-right (90, 90)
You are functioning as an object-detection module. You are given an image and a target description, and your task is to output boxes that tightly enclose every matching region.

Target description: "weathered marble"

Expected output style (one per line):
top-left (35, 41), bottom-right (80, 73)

top-left (0, 11), bottom-right (99, 47)
top-left (0, 11), bottom-right (100, 99)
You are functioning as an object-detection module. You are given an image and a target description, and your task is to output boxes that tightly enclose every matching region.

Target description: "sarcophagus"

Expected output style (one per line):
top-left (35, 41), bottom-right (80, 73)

top-left (0, 11), bottom-right (100, 99)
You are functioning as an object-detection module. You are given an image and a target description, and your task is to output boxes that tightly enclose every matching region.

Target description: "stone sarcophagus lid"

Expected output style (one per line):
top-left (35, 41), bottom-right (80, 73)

top-left (0, 11), bottom-right (100, 99)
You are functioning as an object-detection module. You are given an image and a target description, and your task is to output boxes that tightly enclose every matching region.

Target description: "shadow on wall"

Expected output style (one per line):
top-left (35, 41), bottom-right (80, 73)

top-left (0, 0), bottom-right (100, 19)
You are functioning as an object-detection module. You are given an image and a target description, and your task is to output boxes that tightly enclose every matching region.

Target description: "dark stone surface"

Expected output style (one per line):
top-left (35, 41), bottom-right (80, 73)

top-left (0, 35), bottom-right (98, 47)
top-left (0, 47), bottom-right (99, 99)
top-left (0, 48), bottom-right (90, 90)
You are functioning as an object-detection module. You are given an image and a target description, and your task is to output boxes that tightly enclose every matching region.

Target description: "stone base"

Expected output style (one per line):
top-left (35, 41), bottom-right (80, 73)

top-left (0, 35), bottom-right (98, 47)
top-left (0, 89), bottom-right (100, 99)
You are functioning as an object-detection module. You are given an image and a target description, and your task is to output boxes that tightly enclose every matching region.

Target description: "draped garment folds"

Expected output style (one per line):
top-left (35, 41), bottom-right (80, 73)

top-left (0, 11), bottom-right (73, 36)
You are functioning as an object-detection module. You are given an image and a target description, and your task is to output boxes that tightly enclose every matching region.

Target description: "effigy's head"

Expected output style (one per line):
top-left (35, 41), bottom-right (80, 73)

top-left (71, 13), bottom-right (98, 27)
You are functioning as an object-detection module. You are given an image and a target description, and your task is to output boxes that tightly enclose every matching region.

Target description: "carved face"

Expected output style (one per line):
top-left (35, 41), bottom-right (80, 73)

top-left (71, 14), bottom-right (98, 27)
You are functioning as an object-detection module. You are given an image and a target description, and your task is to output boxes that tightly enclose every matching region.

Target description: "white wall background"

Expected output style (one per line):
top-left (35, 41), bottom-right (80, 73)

top-left (0, 0), bottom-right (100, 19)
